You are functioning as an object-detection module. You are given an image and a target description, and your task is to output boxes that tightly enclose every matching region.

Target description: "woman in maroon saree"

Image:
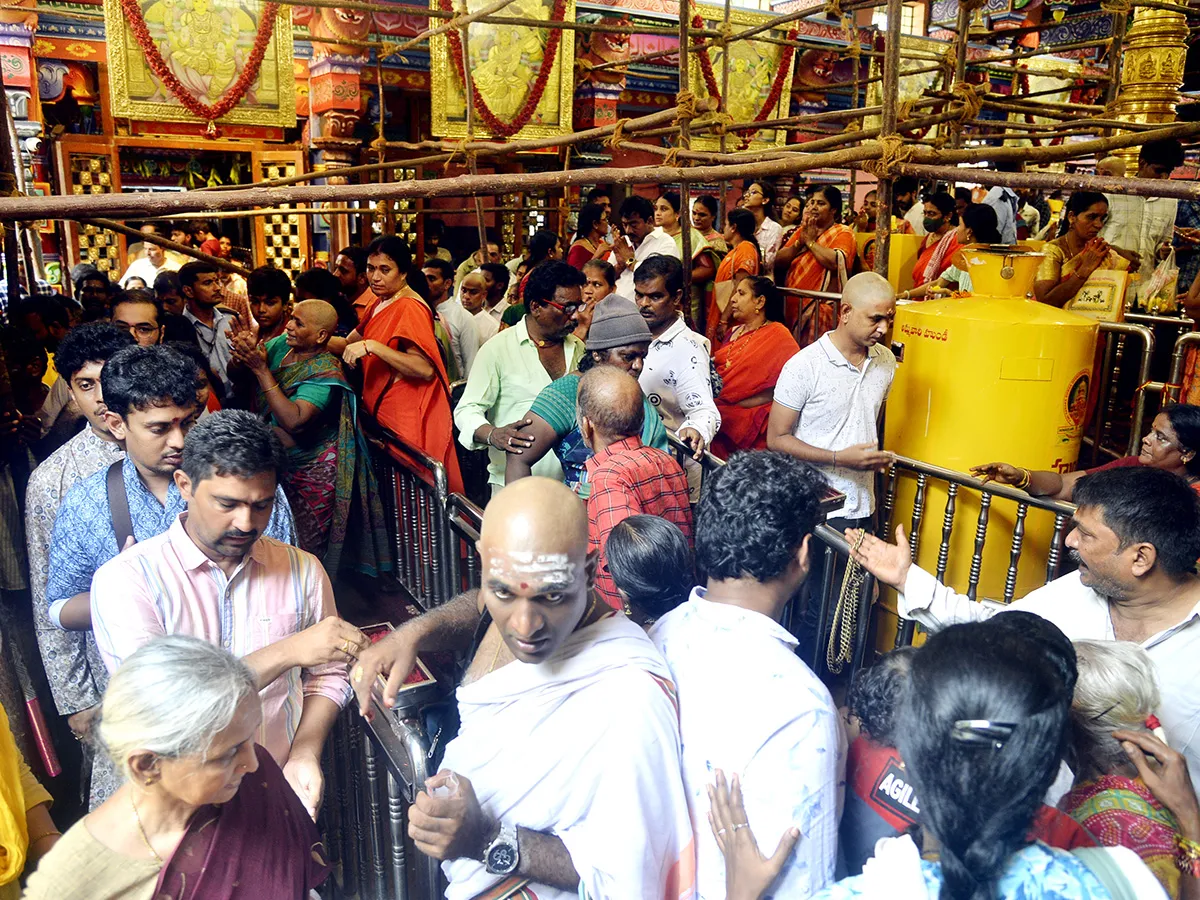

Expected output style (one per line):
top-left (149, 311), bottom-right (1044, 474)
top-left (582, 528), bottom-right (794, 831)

top-left (25, 637), bottom-right (330, 900)
top-left (712, 276), bottom-right (800, 459)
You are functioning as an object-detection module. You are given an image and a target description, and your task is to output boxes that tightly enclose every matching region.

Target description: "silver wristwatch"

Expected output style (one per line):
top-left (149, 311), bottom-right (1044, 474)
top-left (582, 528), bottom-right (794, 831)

top-left (483, 822), bottom-right (520, 876)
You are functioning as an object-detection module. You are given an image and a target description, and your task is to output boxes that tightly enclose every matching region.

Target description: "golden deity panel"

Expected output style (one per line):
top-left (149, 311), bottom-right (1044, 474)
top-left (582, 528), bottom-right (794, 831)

top-left (688, 3), bottom-right (795, 152)
top-left (103, 0), bottom-right (295, 128)
top-left (430, 0), bottom-right (576, 140)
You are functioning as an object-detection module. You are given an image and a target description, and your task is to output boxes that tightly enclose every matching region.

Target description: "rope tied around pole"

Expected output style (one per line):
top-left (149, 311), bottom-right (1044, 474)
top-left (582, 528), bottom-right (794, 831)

top-left (662, 147), bottom-right (682, 168)
top-left (825, 0), bottom-right (843, 20)
top-left (859, 135), bottom-right (915, 178)
top-left (717, 20), bottom-right (734, 45)
top-left (709, 111), bottom-right (736, 135)
top-left (674, 90), bottom-right (699, 125)
top-left (897, 99), bottom-right (916, 123)
top-left (949, 80), bottom-right (984, 131)
top-left (606, 117), bottom-right (632, 150)
top-left (840, 14), bottom-right (861, 57)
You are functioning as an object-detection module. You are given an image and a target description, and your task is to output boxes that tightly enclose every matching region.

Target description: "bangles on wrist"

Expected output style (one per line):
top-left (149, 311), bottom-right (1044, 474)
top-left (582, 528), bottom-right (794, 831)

top-left (1174, 833), bottom-right (1200, 878)
top-left (1015, 467), bottom-right (1032, 491)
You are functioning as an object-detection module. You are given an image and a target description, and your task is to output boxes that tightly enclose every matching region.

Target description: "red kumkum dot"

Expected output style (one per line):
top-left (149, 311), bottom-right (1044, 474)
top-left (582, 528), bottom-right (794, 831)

top-left (520, 582), bottom-right (529, 590)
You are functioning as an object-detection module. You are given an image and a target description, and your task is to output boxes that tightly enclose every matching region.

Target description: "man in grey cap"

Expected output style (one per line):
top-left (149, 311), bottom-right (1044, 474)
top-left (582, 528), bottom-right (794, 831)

top-left (505, 293), bottom-right (672, 497)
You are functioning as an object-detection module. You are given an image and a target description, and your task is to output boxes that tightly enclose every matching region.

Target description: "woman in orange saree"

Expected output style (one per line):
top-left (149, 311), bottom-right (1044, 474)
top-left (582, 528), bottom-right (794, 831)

top-left (776, 185), bottom-right (857, 347)
top-left (711, 276), bottom-right (799, 459)
top-left (707, 208), bottom-right (760, 345)
top-left (340, 235), bottom-right (464, 493)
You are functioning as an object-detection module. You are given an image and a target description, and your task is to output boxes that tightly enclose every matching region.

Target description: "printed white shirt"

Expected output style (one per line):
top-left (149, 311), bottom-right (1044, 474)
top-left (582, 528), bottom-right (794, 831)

top-left (1102, 193), bottom-right (1179, 302)
top-left (899, 565), bottom-right (1200, 795)
top-left (651, 591), bottom-right (845, 900)
top-left (773, 335), bottom-right (896, 519)
top-left (756, 216), bottom-right (784, 280)
top-left (612, 227), bottom-right (680, 298)
top-left (641, 316), bottom-right (720, 444)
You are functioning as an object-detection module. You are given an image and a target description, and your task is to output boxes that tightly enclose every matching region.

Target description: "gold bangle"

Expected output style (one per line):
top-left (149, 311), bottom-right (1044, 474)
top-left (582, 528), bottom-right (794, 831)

top-left (1015, 468), bottom-right (1032, 490)
top-left (28, 830), bottom-right (60, 845)
top-left (265, 383), bottom-right (281, 394)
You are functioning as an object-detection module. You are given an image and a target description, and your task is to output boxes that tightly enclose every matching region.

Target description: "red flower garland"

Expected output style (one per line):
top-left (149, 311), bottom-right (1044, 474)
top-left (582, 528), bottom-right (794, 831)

top-left (444, 0), bottom-right (567, 139)
top-left (691, 15), bottom-right (797, 149)
top-left (118, 0), bottom-right (279, 128)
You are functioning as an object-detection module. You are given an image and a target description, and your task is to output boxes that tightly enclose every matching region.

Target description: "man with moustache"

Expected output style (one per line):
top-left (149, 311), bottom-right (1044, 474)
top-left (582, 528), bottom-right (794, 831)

top-left (44, 345), bottom-right (296, 636)
top-left (90, 411), bottom-right (364, 817)
top-left (849, 465), bottom-right (1200, 794)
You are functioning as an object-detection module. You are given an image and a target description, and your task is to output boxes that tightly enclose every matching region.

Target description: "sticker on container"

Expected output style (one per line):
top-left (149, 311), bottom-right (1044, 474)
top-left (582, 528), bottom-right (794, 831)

top-left (1064, 370), bottom-right (1090, 428)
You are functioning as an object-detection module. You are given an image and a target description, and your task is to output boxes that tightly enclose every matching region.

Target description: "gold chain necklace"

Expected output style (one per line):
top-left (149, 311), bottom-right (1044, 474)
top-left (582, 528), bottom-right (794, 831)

top-left (131, 791), bottom-right (164, 864)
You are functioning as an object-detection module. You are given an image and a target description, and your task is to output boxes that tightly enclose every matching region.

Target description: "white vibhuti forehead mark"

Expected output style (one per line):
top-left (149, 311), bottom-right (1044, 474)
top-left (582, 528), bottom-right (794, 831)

top-left (486, 550), bottom-right (577, 586)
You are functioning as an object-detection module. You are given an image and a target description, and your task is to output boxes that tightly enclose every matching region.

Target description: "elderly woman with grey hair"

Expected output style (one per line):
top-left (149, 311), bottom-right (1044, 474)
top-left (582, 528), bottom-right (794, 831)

top-left (24, 636), bottom-right (331, 900)
top-left (1062, 640), bottom-right (1200, 900)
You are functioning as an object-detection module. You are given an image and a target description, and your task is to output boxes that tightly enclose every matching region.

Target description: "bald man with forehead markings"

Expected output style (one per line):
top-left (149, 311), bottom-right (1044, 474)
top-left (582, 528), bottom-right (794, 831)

top-left (353, 477), bottom-right (697, 900)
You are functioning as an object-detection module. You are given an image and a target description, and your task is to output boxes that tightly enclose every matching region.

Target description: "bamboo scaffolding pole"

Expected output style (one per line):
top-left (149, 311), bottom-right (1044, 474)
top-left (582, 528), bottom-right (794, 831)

top-left (949, 0), bottom-right (969, 151)
top-left (718, 0), bottom-right (732, 231)
top-left (455, 7), bottom-right (490, 254)
top-left (85, 217), bottom-right (248, 275)
top-left (0, 82), bottom-right (19, 304)
top-left (898, 163), bottom-right (1200, 201)
top-left (968, 37), bottom-right (1114, 67)
top-left (874, 0), bottom-right (902, 277)
top-left (0, 147), bottom-right (893, 222)
top-left (636, 105), bottom-right (883, 141)
top-left (14, 122), bottom-right (1200, 225)
top-left (679, 0), bottom-right (693, 299)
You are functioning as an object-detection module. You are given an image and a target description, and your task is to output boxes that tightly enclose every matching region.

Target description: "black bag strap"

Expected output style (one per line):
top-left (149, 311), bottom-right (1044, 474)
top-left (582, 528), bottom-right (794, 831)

top-left (106, 460), bottom-right (135, 551)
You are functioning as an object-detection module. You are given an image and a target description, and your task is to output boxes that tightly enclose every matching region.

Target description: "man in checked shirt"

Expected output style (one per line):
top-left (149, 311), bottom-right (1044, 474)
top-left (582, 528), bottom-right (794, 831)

top-left (578, 366), bottom-right (692, 612)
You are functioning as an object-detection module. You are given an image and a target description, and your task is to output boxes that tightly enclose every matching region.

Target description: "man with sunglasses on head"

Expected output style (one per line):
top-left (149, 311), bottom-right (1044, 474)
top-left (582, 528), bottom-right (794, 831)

top-left (454, 261), bottom-right (587, 497)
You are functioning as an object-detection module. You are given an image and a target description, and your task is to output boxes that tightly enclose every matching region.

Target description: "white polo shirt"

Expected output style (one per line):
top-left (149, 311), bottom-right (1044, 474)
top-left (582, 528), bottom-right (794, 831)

top-left (773, 334), bottom-right (896, 519)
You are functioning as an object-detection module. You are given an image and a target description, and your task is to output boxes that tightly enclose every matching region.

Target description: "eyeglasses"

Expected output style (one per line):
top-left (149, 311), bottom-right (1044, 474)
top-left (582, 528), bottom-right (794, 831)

top-left (117, 322), bottom-right (159, 337)
top-left (544, 300), bottom-right (582, 315)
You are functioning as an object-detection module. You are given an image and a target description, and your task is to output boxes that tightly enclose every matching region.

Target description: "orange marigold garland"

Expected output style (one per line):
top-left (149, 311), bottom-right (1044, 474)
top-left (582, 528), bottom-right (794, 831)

top-left (119, 0), bottom-right (280, 135)
top-left (692, 14), bottom-right (797, 149)
top-left (443, 0), bottom-right (567, 139)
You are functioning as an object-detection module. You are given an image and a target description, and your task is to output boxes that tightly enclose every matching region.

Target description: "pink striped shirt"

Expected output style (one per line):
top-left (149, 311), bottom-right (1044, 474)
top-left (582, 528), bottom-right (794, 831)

top-left (91, 514), bottom-right (351, 766)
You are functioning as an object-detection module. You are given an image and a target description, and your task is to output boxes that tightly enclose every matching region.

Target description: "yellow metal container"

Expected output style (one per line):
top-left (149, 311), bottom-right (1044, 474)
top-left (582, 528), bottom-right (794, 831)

top-left (855, 231), bottom-right (922, 293)
top-left (880, 294), bottom-right (1098, 638)
top-left (960, 244), bottom-right (1047, 297)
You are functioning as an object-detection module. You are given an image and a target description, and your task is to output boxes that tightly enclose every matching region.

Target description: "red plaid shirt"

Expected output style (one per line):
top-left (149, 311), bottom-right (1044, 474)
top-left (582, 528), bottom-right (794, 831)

top-left (585, 436), bottom-right (693, 610)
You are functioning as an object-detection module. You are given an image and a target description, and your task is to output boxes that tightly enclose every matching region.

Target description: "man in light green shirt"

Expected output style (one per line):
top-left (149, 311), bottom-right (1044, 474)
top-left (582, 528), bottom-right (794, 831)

top-left (453, 261), bottom-right (587, 494)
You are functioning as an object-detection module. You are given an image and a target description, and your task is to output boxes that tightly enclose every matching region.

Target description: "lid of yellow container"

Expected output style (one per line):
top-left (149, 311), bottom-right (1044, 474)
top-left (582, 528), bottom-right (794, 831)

top-left (898, 294), bottom-right (1099, 328)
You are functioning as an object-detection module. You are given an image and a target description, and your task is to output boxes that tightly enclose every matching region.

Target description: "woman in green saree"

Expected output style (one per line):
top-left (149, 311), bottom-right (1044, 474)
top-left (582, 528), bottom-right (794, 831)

top-left (230, 298), bottom-right (390, 576)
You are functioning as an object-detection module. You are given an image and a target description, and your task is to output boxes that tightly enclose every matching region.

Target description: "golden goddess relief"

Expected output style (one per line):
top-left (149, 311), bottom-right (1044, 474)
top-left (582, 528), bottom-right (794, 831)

top-left (688, 4), bottom-right (795, 152)
top-left (430, 0), bottom-right (575, 139)
top-left (103, 0), bottom-right (295, 127)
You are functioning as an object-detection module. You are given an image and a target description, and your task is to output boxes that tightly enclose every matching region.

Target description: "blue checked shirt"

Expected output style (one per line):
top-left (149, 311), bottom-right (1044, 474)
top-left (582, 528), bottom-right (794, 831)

top-left (1176, 200), bottom-right (1200, 294)
top-left (45, 456), bottom-right (295, 624)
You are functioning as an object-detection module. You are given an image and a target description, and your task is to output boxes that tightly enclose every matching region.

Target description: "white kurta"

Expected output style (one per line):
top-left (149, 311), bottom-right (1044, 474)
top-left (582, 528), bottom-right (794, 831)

top-left (441, 615), bottom-right (696, 900)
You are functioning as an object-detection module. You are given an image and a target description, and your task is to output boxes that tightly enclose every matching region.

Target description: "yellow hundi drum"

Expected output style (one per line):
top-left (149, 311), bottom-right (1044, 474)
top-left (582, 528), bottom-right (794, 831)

top-left (880, 248), bottom-right (1098, 642)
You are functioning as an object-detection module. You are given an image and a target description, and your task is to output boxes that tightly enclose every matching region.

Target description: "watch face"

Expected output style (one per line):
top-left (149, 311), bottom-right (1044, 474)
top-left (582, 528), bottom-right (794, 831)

top-left (486, 842), bottom-right (518, 875)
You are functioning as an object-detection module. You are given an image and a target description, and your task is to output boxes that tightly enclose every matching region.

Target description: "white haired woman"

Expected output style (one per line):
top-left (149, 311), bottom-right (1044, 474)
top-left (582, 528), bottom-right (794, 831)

top-left (24, 636), bottom-right (331, 899)
top-left (1063, 640), bottom-right (1200, 900)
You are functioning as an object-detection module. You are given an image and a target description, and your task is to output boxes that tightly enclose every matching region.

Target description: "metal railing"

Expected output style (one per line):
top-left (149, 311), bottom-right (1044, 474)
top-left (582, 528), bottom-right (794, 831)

top-left (367, 424), bottom-right (453, 609)
top-left (1084, 322), bottom-right (1155, 461)
top-left (881, 455), bottom-right (1076, 648)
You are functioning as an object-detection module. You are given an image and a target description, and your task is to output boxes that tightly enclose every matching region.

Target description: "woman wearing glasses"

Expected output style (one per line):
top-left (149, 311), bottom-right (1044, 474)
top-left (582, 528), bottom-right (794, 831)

top-left (971, 404), bottom-right (1200, 502)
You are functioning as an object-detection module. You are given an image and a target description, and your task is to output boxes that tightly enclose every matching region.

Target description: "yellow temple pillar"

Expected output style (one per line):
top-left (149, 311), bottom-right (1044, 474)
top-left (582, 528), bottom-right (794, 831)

top-left (1109, 6), bottom-right (1189, 171)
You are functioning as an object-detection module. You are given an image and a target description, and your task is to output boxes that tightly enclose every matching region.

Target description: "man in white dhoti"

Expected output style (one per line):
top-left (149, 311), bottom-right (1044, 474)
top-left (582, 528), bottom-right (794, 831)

top-left (353, 477), bottom-right (696, 900)
top-left (848, 465), bottom-right (1200, 795)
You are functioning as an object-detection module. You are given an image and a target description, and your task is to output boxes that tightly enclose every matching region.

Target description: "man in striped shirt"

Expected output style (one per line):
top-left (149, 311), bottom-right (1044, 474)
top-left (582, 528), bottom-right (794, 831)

top-left (91, 410), bottom-right (367, 817)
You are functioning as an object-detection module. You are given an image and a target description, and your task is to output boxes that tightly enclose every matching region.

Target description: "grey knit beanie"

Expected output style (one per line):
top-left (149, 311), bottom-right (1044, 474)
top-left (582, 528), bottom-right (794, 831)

top-left (585, 293), bottom-right (652, 351)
